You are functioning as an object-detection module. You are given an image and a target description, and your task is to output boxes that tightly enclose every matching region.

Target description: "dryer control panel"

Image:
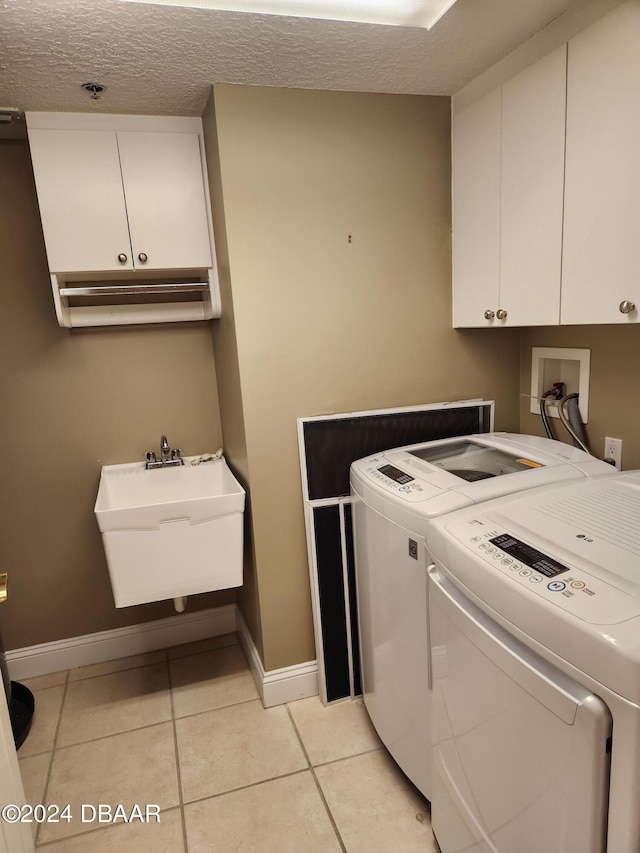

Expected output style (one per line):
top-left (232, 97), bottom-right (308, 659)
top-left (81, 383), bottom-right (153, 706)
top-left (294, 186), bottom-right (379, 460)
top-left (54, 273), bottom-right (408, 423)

top-left (447, 517), bottom-right (640, 625)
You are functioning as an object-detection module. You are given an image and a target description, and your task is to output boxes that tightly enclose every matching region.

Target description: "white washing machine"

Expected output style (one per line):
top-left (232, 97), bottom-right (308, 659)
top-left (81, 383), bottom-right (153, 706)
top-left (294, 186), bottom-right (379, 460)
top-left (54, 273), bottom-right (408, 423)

top-left (349, 433), bottom-right (614, 801)
top-left (426, 471), bottom-right (640, 852)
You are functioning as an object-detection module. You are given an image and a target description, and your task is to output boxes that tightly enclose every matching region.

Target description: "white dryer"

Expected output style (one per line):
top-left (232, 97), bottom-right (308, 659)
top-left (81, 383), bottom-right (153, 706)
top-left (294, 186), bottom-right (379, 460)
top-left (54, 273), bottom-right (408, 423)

top-left (349, 433), bottom-right (614, 801)
top-left (426, 471), bottom-right (640, 853)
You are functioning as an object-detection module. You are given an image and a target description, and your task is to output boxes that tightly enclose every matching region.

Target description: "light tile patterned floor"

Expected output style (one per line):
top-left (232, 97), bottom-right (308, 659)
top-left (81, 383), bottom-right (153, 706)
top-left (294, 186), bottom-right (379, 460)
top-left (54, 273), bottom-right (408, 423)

top-left (17, 634), bottom-right (437, 851)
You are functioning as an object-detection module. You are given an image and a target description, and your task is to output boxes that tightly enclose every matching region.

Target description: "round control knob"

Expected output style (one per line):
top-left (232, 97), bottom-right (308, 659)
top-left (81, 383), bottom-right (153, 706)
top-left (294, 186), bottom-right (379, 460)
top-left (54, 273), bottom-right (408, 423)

top-left (496, 308), bottom-right (508, 320)
top-left (117, 253), bottom-right (128, 264)
top-left (138, 252), bottom-right (148, 263)
top-left (619, 300), bottom-right (636, 315)
top-left (484, 309), bottom-right (495, 320)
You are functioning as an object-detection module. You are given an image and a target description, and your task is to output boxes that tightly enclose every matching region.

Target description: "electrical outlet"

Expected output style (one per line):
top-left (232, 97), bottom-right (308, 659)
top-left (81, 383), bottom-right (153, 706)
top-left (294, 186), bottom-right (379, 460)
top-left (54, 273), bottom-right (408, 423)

top-left (604, 437), bottom-right (623, 470)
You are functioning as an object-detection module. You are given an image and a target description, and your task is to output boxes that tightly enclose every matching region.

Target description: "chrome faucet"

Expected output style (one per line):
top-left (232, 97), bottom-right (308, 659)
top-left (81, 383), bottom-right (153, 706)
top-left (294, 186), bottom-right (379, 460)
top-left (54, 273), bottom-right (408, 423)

top-left (145, 435), bottom-right (184, 469)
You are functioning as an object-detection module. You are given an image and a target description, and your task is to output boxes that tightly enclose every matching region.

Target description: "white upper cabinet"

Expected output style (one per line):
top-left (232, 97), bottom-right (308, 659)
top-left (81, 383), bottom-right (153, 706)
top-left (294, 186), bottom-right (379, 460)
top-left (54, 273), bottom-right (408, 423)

top-left (116, 131), bottom-right (212, 271)
top-left (562, 2), bottom-right (640, 325)
top-left (28, 129), bottom-right (134, 273)
top-left (28, 121), bottom-right (212, 274)
top-left (453, 47), bottom-right (566, 328)
top-left (26, 113), bottom-right (220, 328)
top-left (500, 46), bottom-right (566, 327)
top-left (452, 88), bottom-right (501, 328)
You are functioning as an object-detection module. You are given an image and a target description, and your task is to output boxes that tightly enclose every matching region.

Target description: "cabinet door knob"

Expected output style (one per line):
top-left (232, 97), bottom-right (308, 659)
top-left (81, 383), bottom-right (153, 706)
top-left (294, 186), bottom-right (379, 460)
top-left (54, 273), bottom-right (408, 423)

top-left (484, 309), bottom-right (495, 320)
top-left (117, 253), bottom-right (128, 264)
top-left (619, 300), bottom-right (636, 315)
top-left (138, 252), bottom-right (148, 263)
top-left (496, 308), bottom-right (508, 320)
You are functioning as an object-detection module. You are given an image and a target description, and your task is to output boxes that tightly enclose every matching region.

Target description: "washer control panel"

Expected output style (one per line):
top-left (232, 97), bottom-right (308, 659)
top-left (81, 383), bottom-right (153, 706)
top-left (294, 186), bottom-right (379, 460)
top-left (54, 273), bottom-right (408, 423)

top-left (446, 517), bottom-right (640, 625)
top-left (360, 460), bottom-right (432, 502)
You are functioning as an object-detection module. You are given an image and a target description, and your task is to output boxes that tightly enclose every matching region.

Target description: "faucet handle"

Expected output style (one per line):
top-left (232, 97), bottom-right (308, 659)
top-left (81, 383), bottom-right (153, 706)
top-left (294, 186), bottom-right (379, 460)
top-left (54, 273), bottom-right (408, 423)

top-left (145, 450), bottom-right (158, 469)
top-left (171, 448), bottom-right (183, 461)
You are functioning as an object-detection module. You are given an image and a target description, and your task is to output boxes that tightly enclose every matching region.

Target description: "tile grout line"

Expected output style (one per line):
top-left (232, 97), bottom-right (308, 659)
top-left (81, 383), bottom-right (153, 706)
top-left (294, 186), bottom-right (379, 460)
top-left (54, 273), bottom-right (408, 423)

top-left (172, 694), bottom-right (261, 723)
top-left (31, 645), bottom-right (302, 849)
top-left (166, 651), bottom-right (190, 853)
top-left (65, 636), bottom-right (240, 684)
top-left (66, 656), bottom-right (169, 684)
top-left (285, 705), bottom-right (348, 853)
top-left (32, 669), bottom-right (70, 849)
top-left (29, 642), bottom-right (251, 851)
top-left (13, 677), bottom-right (266, 762)
top-left (34, 650), bottom-right (175, 849)
top-left (26, 634), bottom-right (239, 688)
top-left (167, 637), bottom-right (239, 662)
top-left (309, 744), bottom-right (382, 770)
top-left (41, 694), bottom-right (262, 754)
top-left (180, 767), bottom-right (312, 808)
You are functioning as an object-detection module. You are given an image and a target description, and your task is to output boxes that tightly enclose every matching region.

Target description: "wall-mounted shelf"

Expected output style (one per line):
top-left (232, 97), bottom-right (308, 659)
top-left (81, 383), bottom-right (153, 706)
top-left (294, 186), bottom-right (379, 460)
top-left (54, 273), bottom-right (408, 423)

top-left (50, 268), bottom-right (220, 328)
top-left (58, 282), bottom-right (209, 298)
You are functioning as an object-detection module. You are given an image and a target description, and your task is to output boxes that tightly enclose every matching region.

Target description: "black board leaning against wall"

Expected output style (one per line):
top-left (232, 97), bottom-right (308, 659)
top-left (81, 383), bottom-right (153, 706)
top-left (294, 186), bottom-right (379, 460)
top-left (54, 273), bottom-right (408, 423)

top-left (299, 401), bottom-right (494, 703)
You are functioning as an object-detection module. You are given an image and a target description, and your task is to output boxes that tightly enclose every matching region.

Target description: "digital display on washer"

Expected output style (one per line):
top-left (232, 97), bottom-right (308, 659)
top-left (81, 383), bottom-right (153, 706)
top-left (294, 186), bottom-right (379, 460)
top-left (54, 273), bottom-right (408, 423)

top-left (489, 534), bottom-right (569, 578)
top-left (377, 465), bottom-right (414, 485)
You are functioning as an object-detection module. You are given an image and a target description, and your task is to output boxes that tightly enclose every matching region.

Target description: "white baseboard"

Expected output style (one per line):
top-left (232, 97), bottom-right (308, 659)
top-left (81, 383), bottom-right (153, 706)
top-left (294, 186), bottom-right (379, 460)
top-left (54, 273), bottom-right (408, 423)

top-left (6, 604), bottom-right (320, 707)
top-left (6, 604), bottom-right (236, 681)
top-left (236, 610), bottom-right (318, 708)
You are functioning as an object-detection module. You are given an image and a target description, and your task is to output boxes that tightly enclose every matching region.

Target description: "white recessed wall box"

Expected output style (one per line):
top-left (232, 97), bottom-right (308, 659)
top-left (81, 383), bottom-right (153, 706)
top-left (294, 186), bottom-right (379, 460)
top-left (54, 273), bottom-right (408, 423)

top-left (26, 112), bottom-right (220, 328)
top-left (530, 346), bottom-right (590, 422)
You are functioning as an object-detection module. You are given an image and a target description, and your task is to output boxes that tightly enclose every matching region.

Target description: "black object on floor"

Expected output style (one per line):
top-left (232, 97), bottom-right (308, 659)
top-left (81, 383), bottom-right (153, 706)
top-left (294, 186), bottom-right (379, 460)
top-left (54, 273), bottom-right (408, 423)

top-left (10, 681), bottom-right (35, 750)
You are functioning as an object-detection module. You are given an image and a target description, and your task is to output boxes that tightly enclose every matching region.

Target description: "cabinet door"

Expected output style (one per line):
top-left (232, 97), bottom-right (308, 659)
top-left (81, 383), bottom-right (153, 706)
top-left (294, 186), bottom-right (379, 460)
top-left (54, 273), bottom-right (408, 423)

top-left (28, 129), bottom-right (133, 273)
top-left (117, 132), bottom-right (212, 271)
top-left (562, 3), bottom-right (640, 325)
top-left (452, 88), bottom-right (501, 328)
top-left (500, 47), bottom-right (566, 327)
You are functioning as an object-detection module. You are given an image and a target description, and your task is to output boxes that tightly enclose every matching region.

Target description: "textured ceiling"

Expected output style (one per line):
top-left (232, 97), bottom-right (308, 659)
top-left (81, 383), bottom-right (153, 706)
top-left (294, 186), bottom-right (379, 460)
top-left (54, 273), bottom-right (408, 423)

top-left (0, 0), bottom-right (603, 116)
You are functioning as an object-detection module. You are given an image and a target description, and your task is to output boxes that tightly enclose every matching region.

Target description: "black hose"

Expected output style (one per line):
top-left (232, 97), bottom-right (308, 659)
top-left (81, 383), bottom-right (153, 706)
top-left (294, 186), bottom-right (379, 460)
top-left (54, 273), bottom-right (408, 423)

top-left (558, 393), bottom-right (591, 454)
top-left (539, 390), bottom-right (556, 440)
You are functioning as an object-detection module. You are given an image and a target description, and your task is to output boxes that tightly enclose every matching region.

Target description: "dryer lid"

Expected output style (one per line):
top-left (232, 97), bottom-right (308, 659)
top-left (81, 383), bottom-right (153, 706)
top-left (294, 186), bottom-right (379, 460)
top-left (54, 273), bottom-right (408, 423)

top-left (490, 472), bottom-right (640, 598)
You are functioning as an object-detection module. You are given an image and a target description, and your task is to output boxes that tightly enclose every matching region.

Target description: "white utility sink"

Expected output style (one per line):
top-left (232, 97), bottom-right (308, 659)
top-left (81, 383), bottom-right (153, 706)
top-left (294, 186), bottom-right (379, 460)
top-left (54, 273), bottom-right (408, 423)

top-left (95, 456), bottom-right (245, 608)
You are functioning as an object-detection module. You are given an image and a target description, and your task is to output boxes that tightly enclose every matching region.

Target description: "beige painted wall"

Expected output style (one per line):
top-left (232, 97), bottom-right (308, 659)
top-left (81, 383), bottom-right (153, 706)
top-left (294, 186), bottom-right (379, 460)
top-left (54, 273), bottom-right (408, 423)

top-left (201, 94), bottom-right (264, 661)
top-left (520, 326), bottom-right (640, 469)
top-left (0, 139), bottom-right (233, 651)
top-left (209, 84), bottom-right (522, 671)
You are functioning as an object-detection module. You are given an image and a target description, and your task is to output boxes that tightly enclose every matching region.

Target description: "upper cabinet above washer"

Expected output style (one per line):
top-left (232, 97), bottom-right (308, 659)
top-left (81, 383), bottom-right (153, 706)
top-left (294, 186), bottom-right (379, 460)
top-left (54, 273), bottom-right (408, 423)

top-left (451, 88), bottom-right (501, 328)
top-left (452, 47), bottom-right (566, 328)
top-left (26, 113), bottom-right (219, 328)
top-left (500, 47), bottom-right (566, 328)
top-left (452, 0), bottom-right (640, 329)
top-left (561, 2), bottom-right (640, 325)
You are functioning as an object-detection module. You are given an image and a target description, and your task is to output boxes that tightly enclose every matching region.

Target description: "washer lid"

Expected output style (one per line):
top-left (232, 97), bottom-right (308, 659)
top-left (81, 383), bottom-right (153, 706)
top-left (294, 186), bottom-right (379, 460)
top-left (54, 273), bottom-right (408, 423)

top-left (406, 439), bottom-right (544, 481)
top-left (351, 433), bottom-right (615, 509)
